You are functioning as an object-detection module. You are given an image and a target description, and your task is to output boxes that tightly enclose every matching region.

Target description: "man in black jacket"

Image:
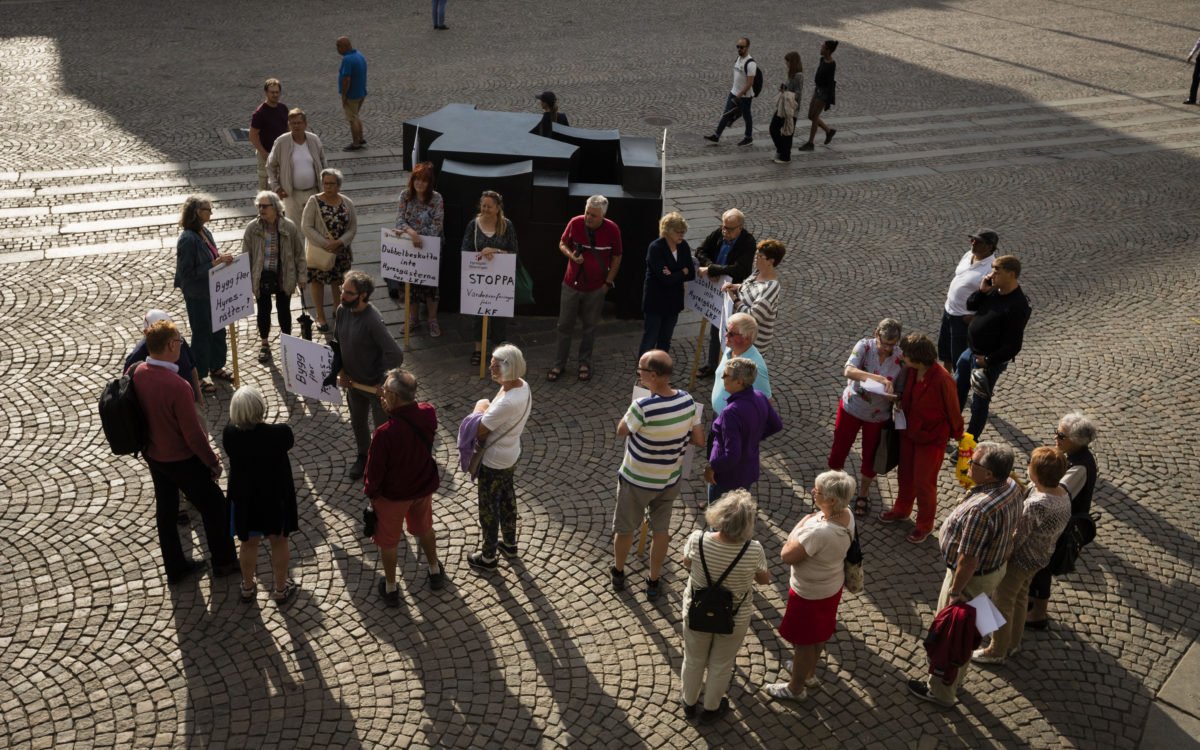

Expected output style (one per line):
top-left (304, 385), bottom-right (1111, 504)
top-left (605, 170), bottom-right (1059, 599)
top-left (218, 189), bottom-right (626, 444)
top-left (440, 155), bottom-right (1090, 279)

top-left (954, 255), bottom-right (1031, 440)
top-left (694, 208), bottom-right (756, 378)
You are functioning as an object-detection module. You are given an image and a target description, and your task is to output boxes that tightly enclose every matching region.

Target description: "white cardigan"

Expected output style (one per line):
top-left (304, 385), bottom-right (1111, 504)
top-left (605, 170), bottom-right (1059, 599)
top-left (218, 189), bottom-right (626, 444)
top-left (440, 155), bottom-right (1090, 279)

top-left (301, 193), bottom-right (357, 251)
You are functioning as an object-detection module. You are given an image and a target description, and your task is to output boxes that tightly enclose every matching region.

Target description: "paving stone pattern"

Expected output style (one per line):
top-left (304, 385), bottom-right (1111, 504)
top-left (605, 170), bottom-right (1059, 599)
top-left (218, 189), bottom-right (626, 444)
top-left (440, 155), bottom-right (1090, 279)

top-left (2, 0), bottom-right (1199, 748)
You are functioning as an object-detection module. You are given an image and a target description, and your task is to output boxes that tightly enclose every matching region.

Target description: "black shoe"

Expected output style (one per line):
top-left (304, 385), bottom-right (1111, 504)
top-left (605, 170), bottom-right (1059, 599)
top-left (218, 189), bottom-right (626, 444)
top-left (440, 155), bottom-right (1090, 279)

top-left (699, 697), bottom-right (729, 723)
top-left (646, 577), bottom-right (661, 601)
top-left (611, 566), bottom-right (626, 592)
top-left (428, 567), bottom-right (447, 590)
top-left (378, 579), bottom-right (400, 607)
top-left (1024, 618), bottom-right (1049, 631)
top-left (824, 128), bottom-right (838, 145)
top-left (348, 456), bottom-right (366, 480)
top-left (704, 134), bottom-right (720, 143)
top-left (167, 560), bottom-right (207, 585)
top-left (467, 552), bottom-right (498, 571)
top-left (907, 678), bottom-right (953, 708)
top-left (798, 142), bottom-right (814, 152)
top-left (682, 701), bottom-right (697, 719)
top-left (176, 508), bottom-right (190, 526)
top-left (344, 143), bottom-right (365, 152)
top-left (388, 287), bottom-right (401, 299)
top-left (497, 540), bottom-right (518, 558)
top-left (737, 137), bottom-right (753, 146)
top-left (696, 364), bottom-right (716, 379)
top-left (1185, 100), bottom-right (1197, 105)
top-left (213, 561), bottom-right (241, 578)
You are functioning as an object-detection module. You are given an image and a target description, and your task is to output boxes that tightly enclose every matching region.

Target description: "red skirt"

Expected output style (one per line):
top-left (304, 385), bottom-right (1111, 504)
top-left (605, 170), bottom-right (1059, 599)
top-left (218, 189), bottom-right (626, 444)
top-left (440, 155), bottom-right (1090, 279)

top-left (778, 587), bottom-right (844, 645)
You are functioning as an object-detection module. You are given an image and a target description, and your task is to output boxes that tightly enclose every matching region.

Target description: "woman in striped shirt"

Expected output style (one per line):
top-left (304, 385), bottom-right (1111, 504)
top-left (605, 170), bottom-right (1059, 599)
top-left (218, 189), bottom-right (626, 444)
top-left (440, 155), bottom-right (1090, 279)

top-left (724, 239), bottom-right (784, 351)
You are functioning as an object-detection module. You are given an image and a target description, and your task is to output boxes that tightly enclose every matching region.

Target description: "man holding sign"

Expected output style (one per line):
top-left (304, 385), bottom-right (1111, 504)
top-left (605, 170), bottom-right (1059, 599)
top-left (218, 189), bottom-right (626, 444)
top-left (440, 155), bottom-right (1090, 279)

top-left (322, 271), bottom-right (404, 479)
top-left (549, 195), bottom-right (622, 383)
top-left (694, 208), bottom-right (756, 379)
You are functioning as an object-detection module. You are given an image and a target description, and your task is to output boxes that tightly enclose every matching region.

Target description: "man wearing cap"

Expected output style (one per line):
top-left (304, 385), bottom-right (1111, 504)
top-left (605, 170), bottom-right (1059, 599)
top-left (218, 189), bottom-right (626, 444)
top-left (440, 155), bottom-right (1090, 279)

top-left (704, 37), bottom-right (757, 147)
top-left (550, 195), bottom-right (622, 383)
top-left (937, 229), bottom-right (998, 370)
top-left (535, 91), bottom-right (569, 137)
top-left (954, 255), bottom-right (1031, 440)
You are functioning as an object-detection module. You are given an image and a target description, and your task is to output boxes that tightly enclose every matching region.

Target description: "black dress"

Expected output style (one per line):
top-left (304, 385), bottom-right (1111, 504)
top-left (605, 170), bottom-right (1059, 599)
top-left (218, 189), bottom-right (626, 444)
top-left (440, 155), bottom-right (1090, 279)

top-left (223, 423), bottom-right (298, 539)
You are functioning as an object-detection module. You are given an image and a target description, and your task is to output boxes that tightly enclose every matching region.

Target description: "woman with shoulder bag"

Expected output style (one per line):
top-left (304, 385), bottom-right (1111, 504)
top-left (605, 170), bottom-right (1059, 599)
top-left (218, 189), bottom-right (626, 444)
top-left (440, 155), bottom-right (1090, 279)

top-left (461, 190), bottom-right (519, 366)
top-left (680, 489), bottom-right (769, 723)
top-left (302, 168), bottom-right (357, 333)
top-left (764, 470), bottom-right (855, 702)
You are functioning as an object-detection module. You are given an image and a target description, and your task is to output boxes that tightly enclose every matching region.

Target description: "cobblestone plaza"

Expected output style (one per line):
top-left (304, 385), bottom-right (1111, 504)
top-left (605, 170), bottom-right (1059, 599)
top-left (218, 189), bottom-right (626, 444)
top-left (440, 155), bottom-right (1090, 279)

top-left (2, 0), bottom-right (1199, 747)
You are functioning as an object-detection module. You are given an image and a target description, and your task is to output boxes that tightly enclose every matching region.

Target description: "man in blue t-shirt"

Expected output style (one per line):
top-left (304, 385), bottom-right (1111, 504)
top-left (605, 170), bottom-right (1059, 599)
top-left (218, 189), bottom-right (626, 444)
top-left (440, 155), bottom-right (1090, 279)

top-left (336, 36), bottom-right (368, 151)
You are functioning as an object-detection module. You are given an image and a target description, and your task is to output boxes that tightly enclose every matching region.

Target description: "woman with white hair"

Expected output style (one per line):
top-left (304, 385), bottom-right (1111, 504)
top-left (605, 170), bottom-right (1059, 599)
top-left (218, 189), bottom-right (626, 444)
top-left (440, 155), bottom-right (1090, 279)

top-left (241, 190), bottom-right (307, 362)
top-left (302, 167), bottom-right (357, 333)
top-left (467, 344), bottom-right (533, 571)
top-left (222, 386), bottom-right (299, 604)
top-left (679, 489), bottom-right (770, 723)
top-left (765, 470), bottom-right (856, 701)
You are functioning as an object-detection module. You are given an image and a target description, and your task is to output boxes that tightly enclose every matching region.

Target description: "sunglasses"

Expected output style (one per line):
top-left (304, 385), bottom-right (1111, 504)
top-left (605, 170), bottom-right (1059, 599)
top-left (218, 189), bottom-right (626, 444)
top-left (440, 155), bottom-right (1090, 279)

top-left (1054, 432), bottom-right (1067, 440)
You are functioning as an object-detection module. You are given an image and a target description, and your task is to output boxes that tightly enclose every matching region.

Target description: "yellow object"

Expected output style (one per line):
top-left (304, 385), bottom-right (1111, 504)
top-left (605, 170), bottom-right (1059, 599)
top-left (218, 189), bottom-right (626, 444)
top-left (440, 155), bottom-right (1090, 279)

top-left (955, 433), bottom-right (976, 488)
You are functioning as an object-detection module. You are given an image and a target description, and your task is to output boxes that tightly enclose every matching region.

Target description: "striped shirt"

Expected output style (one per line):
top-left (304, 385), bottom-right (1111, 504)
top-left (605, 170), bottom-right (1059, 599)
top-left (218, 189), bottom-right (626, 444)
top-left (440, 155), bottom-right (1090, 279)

top-left (735, 274), bottom-right (780, 350)
top-left (939, 479), bottom-right (1022, 574)
top-left (620, 389), bottom-right (700, 490)
top-left (682, 530), bottom-right (767, 629)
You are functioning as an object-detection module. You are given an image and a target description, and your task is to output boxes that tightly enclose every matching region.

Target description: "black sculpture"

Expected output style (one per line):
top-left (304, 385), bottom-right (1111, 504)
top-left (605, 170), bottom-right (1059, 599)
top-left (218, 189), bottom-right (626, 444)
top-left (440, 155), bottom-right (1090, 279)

top-left (402, 104), bottom-right (663, 318)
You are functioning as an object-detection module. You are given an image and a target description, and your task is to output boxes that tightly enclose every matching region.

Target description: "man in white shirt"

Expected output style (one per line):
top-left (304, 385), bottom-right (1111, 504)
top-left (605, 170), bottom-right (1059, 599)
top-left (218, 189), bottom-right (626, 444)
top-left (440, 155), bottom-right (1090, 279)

top-left (704, 37), bottom-right (757, 147)
top-left (267, 108), bottom-right (327, 223)
top-left (937, 229), bottom-right (997, 370)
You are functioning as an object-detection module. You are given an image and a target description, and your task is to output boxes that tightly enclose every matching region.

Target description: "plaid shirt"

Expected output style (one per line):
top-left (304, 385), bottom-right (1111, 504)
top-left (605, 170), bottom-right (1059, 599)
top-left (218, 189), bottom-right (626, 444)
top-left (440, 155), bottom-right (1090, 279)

top-left (940, 479), bottom-right (1022, 574)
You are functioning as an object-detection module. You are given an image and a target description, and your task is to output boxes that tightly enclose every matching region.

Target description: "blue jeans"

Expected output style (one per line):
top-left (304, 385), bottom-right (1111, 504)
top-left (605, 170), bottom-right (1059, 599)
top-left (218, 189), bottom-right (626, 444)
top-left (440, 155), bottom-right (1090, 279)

top-left (714, 93), bottom-right (753, 139)
top-left (639, 311), bottom-right (679, 355)
top-left (432, 0), bottom-right (447, 26)
top-left (184, 295), bottom-right (227, 379)
top-left (955, 347), bottom-right (1007, 440)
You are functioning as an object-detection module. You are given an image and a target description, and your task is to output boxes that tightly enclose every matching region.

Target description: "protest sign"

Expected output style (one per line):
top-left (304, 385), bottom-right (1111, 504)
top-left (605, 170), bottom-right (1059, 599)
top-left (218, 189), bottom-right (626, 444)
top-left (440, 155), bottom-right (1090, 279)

top-left (460, 251), bottom-right (516, 318)
top-left (209, 254), bottom-right (254, 333)
top-left (685, 273), bottom-right (731, 329)
top-left (380, 229), bottom-right (441, 287)
top-left (280, 334), bottom-right (342, 405)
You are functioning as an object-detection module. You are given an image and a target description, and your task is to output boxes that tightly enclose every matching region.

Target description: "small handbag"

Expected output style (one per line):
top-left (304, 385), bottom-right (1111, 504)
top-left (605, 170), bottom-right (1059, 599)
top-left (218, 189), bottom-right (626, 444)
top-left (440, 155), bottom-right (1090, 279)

top-left (687, 536), bottom-right (751, 635)
top-left (873, 420), bottom-right (900, 475)
top-left (362, 504), bottom-right (377, 538)
top-left (843, 526), bottom-right (864, 594)
top-left (305, 196), bottom-right (338, 271)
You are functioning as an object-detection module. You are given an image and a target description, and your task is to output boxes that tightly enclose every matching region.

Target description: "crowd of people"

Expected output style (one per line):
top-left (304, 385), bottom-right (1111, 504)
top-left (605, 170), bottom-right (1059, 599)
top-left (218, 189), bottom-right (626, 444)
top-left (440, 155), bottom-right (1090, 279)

top-left (115, 42), bottom-right (1103, 726)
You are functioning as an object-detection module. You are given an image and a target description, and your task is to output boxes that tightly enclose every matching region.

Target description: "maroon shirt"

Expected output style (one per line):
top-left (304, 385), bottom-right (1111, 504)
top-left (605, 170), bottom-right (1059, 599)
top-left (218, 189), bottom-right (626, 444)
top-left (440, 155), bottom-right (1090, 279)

top-left (133, 361), bottom-right (219, 469)
top-left (560, 216), bottom-right (622, 292)
top-left (251, 100), bottom-right (290, 154)
top-left (364, 402), bottom-right (440, 501)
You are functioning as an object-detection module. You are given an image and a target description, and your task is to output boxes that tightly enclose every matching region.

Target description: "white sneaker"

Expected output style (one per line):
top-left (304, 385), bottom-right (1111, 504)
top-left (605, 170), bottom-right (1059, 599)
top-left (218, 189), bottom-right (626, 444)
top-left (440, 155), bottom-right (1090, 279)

top-left (781, 660), bottom-right (822, 689)
top-left (972, 648), bottom-right (1006, 665)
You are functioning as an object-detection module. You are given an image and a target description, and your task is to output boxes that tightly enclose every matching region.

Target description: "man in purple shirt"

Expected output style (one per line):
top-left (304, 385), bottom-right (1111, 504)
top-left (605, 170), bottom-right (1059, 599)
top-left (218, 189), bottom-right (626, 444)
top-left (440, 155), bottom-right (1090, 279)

top-left (705, 356), bottom-right (782, 504)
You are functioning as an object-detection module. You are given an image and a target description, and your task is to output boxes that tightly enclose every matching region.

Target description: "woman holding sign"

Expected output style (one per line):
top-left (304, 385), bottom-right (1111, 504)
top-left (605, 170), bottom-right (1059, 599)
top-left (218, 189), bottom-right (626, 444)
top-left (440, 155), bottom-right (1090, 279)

top-left (174, 196), bottom-right (235, 392)
top-left (387, 162), bottom-right (445, 337)
top-left (461, 190), bottom-right (519, 366)
top-left (639, 211), bottom-right (695, 355)
top-left (302, 168), bottom-right (358, 333)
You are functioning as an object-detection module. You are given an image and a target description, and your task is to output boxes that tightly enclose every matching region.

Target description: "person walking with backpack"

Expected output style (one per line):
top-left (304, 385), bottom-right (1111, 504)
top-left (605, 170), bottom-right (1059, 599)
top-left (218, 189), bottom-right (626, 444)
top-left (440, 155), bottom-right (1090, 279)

top-left (764, 470), bottom-right (856, 701)
top-left (704, 37), bottom-right (759, 146)
top-left (679, 490), bottom-right (769, 722)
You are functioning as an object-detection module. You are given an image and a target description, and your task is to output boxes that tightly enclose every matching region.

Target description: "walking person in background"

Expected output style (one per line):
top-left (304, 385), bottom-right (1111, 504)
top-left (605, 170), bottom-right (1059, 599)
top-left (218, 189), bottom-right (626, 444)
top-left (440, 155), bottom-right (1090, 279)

top-left (535, 91), bottom-right (569, 136)
top-left (432, 0), bottom-right (448, 30)
top-left (770, 51), bottom-right (804, 163)
top-left (336, 36), bottom-right (368, 151)
top-left (798, 40), bottom-right (838, 152)
top-left (704, 37), bottom-right (757, 146)
top-left (1185, 36), bottom-right (1200, 104)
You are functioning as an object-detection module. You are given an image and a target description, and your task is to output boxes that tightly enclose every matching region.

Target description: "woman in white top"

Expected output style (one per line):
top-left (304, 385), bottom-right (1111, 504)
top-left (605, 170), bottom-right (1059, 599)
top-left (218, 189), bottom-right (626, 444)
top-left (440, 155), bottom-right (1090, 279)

top-left (765, 470), bottom-right (855, 701)
top-left (680, 489), bottom-right (770, 723)
top-left (467, 344), bottom-right (532, 571)
top-left (724, 239), bottom-right (784, 351)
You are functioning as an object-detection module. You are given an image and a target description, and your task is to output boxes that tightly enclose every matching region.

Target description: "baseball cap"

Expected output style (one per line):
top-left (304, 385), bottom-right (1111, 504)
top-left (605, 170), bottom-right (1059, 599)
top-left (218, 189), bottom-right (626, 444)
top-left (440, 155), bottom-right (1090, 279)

top-left (535, 91), bottom-right (557, 107)
top-left (968, 229), bottom-right (999, 246)
top-left (143, 309), bottom-right (173, 330)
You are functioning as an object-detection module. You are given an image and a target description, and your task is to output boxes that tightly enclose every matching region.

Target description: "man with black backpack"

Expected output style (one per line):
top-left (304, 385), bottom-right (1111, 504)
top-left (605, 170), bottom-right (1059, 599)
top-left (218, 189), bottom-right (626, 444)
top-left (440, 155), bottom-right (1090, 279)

top-left (704, 37), bottom-right (760, 147)
top-left (132, 320), bottom-right (238, 584)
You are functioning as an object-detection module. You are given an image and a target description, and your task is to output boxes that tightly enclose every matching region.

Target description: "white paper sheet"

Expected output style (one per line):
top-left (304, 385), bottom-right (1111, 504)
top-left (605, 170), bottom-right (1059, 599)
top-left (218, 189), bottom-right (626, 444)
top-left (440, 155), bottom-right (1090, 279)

top-left (967, 592), bottom-right (1007, 637)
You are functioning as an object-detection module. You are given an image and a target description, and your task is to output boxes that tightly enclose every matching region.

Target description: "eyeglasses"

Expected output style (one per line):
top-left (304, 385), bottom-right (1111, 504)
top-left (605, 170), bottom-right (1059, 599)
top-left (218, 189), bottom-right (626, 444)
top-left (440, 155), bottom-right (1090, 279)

top-left (1054, 432), bottom-right (1067, 440)
top-left (720, 224), bottom-right (740, 231)
top-left (256, 203), bottom-right (272, 209)
top-left (172, 337), bottom-right (184, 346)
top-left (636, 367), bottom-right (655, 373)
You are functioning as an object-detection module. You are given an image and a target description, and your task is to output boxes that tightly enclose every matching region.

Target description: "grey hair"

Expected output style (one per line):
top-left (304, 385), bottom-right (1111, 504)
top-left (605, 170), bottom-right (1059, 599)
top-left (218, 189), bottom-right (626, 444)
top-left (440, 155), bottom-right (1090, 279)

top-left (724, 356), bottom-right (758, 387)
top-left (344, 270), bottom-right (374, 299)
top-left (320, 167), bottom-right (344, 189)
top-left (382, 368), bottom-right (417, 403)
top-left (705, 489), bottom-right (758, 543)
top-left (974, 441), bottom-right (1015, 480)
top-left (728, 312), bottom-right (758, 342)
top-left (229, 385), bottom-right (267, 429)
top-left (254, 190), bottom-right (285, 217)
top-left (585, 195), bottom-right (609, 214)
top-left (1058, 411), bottom-right (1097, 446)
top-left (492, 343), bottom-right (527, 380)
top-left (876, 318), bottom-right (902, 343)
top-left (815, 470), bottom-right (856, 511)
top-left (721, 208), bottom-right (745, 227)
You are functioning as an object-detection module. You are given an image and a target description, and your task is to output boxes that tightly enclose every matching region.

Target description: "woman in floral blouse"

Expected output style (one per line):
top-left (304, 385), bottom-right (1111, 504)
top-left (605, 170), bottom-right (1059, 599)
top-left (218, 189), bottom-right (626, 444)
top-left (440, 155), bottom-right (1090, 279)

top-left (302, 168), bottom-right (357, 333)
top-left (387, 161), bottom-right (445, 336)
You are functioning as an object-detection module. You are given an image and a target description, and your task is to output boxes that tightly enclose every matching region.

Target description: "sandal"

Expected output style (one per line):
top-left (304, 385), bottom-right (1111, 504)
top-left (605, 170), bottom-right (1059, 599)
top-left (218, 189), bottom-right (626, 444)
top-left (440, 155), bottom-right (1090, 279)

top-left (547, 368), bottom-right (562, 382)
top-left (428, 320), bottom-right (442, 338)
top-left (470, 351), bottom-right (481, 366)
top-left (316, 322), bottom-right (330, 333)
top-left (257, 344), bottom-right (270, 363)
top-left (211, 368), bottom-right (234, 382)
top-left (853, 495), bottom-right (870, 518)
top-left (200, 380), bottom-right (217, 395)
top-left (240, 580), bottom-right (256, 603)
top-left (272, 579), bottom-right (299, 605)
top-left (578, 365), bottom-right (591, 382)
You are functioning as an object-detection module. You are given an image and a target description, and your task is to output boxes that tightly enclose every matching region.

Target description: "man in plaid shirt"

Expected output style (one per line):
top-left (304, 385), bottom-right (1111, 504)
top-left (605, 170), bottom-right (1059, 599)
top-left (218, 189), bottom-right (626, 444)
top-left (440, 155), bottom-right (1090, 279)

top-left (908, 441), bottom-right (1022, 707)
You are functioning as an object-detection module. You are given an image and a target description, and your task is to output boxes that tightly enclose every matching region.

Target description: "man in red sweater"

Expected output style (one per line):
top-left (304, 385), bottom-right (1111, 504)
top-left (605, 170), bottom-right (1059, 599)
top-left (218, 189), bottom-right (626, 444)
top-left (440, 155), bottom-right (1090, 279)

top-left (133, 321), bottom-right (237, 584)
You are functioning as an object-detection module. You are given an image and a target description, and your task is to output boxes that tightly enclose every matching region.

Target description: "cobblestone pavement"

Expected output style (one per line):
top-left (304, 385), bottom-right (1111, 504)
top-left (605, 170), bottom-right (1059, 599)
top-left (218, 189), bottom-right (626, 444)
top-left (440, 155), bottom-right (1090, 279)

top-left (2, 0), bottom-right (1200, 747)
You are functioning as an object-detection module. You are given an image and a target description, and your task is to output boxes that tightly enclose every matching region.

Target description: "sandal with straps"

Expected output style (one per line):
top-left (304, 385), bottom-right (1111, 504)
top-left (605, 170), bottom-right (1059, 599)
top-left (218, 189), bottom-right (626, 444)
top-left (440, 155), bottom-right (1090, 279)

top-left (547, 368), bottom-right (563, 382)
top-left (272, 579), bottom-right (299, 605)
top-left (853, 496), bottom-right (870, 518)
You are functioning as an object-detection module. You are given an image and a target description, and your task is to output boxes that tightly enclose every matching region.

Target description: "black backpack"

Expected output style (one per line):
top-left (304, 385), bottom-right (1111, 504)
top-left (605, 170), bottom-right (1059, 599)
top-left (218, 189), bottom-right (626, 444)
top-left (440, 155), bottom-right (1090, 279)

top-left (98, 368), bottom-right (148, 457)
top-left (747, 58), bottom-right (764, 97)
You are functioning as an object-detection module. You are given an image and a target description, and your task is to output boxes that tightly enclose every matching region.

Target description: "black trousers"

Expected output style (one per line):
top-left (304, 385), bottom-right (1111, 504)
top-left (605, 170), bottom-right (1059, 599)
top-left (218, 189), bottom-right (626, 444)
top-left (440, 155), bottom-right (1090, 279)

top-left (147, 455), bottom-right (236, 577)
top-left (256, 290), bottom-right (291, 340)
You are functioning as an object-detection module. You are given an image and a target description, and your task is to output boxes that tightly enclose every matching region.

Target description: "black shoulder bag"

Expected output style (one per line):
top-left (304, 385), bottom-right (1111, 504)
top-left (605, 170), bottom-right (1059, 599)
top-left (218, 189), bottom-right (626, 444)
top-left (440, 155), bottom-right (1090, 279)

top-left (688, 536), bottom-right (751, 635)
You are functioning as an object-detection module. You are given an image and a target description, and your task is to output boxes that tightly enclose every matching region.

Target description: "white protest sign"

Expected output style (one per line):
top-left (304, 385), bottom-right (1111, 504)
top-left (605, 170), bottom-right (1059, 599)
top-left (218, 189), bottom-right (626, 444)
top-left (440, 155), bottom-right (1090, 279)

top-left (380, 229), bottom-right (441, 286)
top-left (631, 385), bottom-right (703, 480)
top-left (685, 273), bottom-right (731, 329)
top-left (460, 251), bottom-right (516, 318)
top-left (209, 254), bottom-right (254, 333)
top-left (280, 334), bottom-right (342, 405)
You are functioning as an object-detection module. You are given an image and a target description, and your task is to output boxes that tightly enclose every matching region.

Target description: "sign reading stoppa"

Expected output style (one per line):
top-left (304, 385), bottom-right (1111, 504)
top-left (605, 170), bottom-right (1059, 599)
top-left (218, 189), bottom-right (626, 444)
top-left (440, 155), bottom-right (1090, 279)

top-left (460, 251), bottom-right (516, 318)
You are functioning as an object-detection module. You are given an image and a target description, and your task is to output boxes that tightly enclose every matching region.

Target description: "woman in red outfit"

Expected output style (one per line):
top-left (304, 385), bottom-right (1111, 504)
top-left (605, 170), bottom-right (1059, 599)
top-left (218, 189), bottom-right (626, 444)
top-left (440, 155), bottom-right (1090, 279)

top-left (880, 334), bottom-right (963, 543)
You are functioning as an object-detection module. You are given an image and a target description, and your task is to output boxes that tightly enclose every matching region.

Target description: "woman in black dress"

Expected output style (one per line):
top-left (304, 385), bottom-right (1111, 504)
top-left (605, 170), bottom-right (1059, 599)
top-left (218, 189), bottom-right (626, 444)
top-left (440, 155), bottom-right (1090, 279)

top-left (224, 386), bottom-right (299, 604)
top-left (799, 40), bottom-right (838, 152)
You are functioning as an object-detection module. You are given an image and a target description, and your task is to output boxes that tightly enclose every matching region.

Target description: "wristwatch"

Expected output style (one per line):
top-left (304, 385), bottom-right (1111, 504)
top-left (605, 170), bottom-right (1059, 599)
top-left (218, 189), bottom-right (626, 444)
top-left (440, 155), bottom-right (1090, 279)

top-left (605, 280), bottom-right (615, 289)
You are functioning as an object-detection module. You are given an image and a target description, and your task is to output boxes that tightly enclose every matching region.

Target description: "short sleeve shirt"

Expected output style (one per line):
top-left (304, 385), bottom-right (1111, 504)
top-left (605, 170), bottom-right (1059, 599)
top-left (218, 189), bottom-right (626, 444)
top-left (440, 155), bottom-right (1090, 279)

top-left (561, 216), bottom-right (623, 292)
top-left (840, 337), bottom-right (905, 422)
top-left (788, 513), bottom-right (854, 599)
top-left (338, 50), bottom-right (368, 99)
top-left (732, 55), bottom-right (758, 96)
top-left (480, 383), bottom-right (531, 470)
top-left (683, 531), bottom-right (767, 628)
